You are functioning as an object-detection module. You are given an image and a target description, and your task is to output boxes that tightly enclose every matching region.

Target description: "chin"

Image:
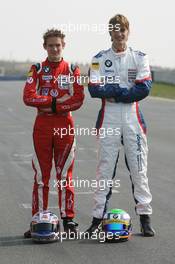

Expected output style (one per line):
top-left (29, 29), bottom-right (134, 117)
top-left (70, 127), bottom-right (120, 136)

top-left (51, 56), bottom-right (60, 61)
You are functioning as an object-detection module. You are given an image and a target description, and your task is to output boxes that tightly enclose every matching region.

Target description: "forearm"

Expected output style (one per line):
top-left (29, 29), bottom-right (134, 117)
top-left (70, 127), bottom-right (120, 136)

top-left (88, 83), bottom-right (119, 98)
top-left (115, 80), bottom-right (152, 103)
top-left (56, 92), bottom-right (84, 113)
top-left (23, 92), bottom-right (53, 107)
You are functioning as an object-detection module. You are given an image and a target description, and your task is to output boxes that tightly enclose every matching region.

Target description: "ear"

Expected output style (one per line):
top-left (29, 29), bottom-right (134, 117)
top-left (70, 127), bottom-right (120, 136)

top-left (43, 43), bottom-right (47, 50)
top-left (62, 40), bottom-right (66, 49)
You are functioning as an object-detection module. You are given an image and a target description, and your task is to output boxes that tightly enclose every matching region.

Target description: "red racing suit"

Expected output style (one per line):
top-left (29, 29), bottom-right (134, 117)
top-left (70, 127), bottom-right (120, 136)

top-left (23, 58), bottom-right (84, 218)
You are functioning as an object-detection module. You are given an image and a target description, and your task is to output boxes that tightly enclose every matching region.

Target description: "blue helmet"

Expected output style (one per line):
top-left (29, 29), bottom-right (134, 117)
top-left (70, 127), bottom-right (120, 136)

top-left (30, 211), bottom-right (60, 243)
top-left (102, 209), bottom-right (132, 241)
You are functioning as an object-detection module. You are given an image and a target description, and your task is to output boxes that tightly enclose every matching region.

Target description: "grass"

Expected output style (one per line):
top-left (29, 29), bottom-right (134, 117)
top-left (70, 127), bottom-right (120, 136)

top-left (83, 80), bottom-right (175, 100)
top-left (151, 82), bottom-right (175, 99)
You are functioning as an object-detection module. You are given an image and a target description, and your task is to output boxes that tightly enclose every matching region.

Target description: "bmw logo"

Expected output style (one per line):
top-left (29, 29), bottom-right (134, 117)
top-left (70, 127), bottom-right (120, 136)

top-left (43, 66), bottom-right (51, 73)
top-left (105, 59), bottom-right (112, 67)
top-left (113, 214), bottom-right (119, 219)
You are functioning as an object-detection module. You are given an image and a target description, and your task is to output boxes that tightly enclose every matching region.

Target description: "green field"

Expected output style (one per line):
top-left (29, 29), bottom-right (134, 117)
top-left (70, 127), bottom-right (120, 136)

top-left (151, 82), bottom-right (175, 99)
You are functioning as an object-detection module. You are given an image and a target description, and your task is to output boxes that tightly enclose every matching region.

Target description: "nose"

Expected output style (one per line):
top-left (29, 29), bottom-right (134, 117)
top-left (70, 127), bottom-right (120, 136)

top-left (117, 30), bottom-right (122, 37)
top-left (53, 46), bottom-right (57, 51)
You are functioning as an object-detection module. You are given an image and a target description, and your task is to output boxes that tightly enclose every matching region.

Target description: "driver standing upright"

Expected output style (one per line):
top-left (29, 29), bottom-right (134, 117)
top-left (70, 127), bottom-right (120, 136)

top-left (85, 14), bottom-right (155, 237)
top-left (23, 29), bottom-right (84, 238)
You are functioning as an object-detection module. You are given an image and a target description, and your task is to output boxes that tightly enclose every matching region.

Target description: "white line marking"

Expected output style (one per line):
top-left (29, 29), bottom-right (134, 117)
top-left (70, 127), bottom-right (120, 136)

top-left (50, 190), bottom-right (119, 195)
top-left (13, 153), bottom-right (33, 158)
top-left (149, 96), bottom-right (175, 102)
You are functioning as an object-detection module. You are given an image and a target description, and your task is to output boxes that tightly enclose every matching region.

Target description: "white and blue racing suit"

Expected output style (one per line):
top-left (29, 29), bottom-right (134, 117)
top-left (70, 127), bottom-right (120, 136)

top-left (88, 47), bottom-right (153, 218)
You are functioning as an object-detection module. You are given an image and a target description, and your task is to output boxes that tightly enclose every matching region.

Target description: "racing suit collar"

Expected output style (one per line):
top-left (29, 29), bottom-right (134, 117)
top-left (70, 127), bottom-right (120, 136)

top-left (45, 57), bottom-right (64, 68)
top-left (111, 46), bottom-right (128, 57)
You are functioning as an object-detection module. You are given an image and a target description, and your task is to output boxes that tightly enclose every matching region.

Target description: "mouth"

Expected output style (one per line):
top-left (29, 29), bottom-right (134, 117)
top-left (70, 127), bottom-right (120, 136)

top-left (117, 38), bottom-right (124, 41)
top-left (51, 53), bottom-right (59, 56)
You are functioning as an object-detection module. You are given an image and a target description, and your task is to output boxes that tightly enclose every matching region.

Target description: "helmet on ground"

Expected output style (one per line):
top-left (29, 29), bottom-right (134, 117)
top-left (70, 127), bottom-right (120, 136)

top-left (102, 208), bottom-right (132, 242)
top-left (30, 210), bottom-right (60, 243)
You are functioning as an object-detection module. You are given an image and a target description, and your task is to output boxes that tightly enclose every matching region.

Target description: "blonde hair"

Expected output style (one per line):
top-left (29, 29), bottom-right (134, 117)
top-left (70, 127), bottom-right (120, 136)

top-left (109, 14), bottom-right (129, 35)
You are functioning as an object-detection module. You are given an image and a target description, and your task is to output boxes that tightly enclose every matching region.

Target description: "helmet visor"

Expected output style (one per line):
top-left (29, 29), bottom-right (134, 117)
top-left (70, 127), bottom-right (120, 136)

top-left (104, 223), bottom-right (125, 231)
top-left (32, 223), bottom-right (55, 233)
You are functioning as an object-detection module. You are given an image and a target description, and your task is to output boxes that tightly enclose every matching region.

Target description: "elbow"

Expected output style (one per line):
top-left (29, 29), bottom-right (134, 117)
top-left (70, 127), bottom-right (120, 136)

top-left (23, 95), bottom-right (35, 107)
top-left (142, 86), bottom-right (150, 98)
top-left (136, 80), bottom-right (152, 100)
top-left (139, 80), bottom-right (152, 97)
top-left (88, 84), bottom-right (98, 98)
top-left (23, 95), bottom-right (29, 106)
top-left (142, 81), bottom-right (151, 98)
top-left (88, 90), bottom-right (95, 98)
top-left (135, 86), bottom-right (150, 102)
top-left (71, 101), bottom-right (84, 111)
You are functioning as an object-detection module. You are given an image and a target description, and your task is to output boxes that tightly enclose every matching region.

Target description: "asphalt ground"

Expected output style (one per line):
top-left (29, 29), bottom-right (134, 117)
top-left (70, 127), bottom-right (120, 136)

top-left (0, 81), bottom-right (175, 264)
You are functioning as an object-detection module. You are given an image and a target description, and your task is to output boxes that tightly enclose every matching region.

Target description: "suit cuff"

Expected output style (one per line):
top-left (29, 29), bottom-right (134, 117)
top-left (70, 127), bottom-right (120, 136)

top-left (52, 97), bottom-right (57, 113)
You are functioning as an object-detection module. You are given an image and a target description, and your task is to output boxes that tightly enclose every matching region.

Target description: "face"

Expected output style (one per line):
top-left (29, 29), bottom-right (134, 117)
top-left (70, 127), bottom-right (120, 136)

top-left (111, 26), bottom-right (129, 48)
top-left (44, 36), bottom-right (65, 62)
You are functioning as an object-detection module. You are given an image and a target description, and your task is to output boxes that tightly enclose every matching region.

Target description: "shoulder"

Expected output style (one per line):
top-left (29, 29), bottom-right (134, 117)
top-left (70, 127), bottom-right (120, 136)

top-left (129, 47), bottom-right (148, 59)
top-left (129, 47), bottom-right (149, 65)
top-left (30, 62), bottom-right (42, 73)
top-left (91, 49), bottom-right (110, 70)
top-left (92, 49), bottom-right (110, 61)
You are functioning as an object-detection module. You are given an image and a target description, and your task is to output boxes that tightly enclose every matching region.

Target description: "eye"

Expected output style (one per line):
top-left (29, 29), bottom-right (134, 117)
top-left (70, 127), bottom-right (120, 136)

top-left (120, 28), bottom-right (126, 33)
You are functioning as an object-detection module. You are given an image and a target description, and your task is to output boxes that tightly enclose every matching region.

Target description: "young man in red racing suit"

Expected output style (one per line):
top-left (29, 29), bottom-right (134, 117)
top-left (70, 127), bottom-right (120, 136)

top-left (23, 29), bottom-right (84, 238)
top-left (85, 15), bottom-right (155, 237)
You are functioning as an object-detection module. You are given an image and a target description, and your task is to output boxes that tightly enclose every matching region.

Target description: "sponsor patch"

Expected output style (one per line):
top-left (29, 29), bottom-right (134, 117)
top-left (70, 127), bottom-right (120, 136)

top-left (128, 69), bottom-right (137, 82)
top-left (43, 66), bottom-right (51, 74)
top-left (50, 89), bottom-right (58, 97)
top-left (105, 59), bottom-right (112, 67)
top-left (91, 62), bottom-right (100, 70)
top-left (42, 75), bottom-right (53, 81)
top-left (27, 77), bottom-right (33, 84)
top-left (105, 69), bottom-right (115, 73)
top-left (41, 88), bottom-right (49, 96)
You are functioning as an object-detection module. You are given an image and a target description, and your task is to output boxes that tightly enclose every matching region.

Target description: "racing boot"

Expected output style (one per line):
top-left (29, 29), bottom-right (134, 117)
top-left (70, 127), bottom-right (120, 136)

top-left (140, 215), bottom-right (155, 237)
top-left (84, 217), bottom-right (102, 238)
top-left (63, 218), bottom-right (78, 237)
top-left (24, 229), bottom-right (31, 238)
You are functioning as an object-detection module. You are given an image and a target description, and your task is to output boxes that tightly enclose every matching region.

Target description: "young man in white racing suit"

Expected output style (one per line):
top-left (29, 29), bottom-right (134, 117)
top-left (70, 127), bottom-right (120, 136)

top-left (85, 14), bottom-right (155, 237)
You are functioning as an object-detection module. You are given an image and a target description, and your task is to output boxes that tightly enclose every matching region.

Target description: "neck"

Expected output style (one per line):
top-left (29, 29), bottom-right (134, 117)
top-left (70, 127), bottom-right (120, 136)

top-left (112, 43), bottom-right (127, 53)
top-left (48, 57), bottom-right (62, 63)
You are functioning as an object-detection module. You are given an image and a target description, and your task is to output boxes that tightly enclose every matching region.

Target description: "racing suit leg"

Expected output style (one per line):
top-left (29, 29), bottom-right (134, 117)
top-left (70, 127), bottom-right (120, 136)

top-left (92, 119), bottom-right (122, 219)
top-left (123, 108), bottom-right (152, 215)
top-left (32, 115), bottom-right (53, 216)
top-left (53, 115), bottom-right (75, 219)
